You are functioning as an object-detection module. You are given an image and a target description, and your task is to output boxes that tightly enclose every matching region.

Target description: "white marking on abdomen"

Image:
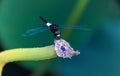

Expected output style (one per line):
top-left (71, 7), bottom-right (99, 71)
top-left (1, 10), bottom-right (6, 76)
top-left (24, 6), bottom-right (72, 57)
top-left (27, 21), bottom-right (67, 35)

top-left (46, 22), bottom-right (52, 27)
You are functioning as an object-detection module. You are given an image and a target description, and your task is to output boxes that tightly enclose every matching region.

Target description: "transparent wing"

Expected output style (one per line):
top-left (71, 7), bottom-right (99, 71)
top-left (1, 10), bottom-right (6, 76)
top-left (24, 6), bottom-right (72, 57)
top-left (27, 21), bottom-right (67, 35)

top-left (59, 25), bottom-right (91, 31)
top-left (22, 26), bottom-right (49, 37)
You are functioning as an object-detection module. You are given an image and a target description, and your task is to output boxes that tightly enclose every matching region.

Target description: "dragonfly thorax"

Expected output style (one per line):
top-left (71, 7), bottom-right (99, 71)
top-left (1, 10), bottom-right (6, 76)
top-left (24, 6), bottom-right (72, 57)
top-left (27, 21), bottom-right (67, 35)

top-left (49, 24), bottom-right (61, 39)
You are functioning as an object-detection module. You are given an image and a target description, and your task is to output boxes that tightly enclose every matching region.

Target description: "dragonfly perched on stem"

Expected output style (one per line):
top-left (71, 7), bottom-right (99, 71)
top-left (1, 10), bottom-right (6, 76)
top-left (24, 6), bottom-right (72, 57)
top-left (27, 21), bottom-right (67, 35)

top-left (23, 16), bottom-right (91, 58)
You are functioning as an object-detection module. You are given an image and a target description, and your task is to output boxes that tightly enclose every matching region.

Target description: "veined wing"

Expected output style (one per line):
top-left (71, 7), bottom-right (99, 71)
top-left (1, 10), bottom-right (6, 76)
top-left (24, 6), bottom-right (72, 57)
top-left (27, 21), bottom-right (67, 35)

top-left (59, 25), bottom-right (91, 31)
top-left (22, 26), bottom-right (49, 37)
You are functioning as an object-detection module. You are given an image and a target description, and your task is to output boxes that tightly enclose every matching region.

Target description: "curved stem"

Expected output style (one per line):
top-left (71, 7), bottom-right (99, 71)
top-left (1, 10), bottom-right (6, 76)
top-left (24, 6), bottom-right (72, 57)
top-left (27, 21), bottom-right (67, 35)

top-left (0, 63), bottom-right (5, 76)
top-left (0, 45), bottom-right (57, 76)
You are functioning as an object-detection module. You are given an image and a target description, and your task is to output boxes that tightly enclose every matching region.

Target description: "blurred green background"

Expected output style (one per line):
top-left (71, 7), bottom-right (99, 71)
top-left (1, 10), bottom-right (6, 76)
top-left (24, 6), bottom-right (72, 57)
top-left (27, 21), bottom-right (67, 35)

top-left (0, 0), bottom-right (120, 76)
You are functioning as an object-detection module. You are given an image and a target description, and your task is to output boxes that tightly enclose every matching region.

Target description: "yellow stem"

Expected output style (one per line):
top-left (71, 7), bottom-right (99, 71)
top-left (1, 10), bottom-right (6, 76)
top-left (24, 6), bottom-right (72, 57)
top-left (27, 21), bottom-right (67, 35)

top-left (0, 63), bottom-right (5, 76)
top-left (0, 45), bottom-right (57, 76)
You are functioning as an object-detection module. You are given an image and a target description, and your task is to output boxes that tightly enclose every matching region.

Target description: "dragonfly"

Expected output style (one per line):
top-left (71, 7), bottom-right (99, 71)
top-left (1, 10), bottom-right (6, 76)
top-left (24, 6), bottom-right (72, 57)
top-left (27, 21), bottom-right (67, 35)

top-left (23, 16), bottom-right (90, 39)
